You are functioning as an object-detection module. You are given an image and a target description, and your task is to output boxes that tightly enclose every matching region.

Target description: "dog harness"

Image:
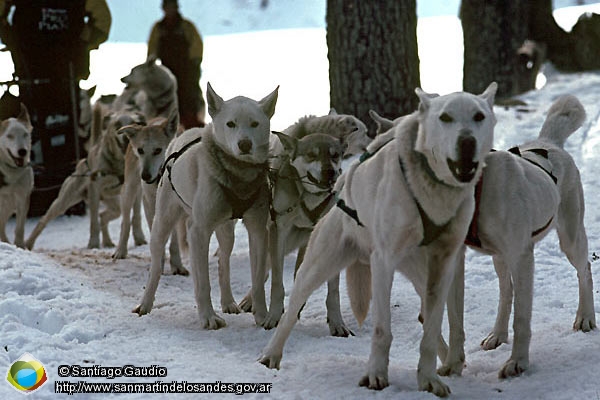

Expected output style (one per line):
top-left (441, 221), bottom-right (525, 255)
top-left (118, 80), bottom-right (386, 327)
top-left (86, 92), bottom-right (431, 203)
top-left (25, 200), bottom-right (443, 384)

top-left (465, 146), bottom-right (557, 249)
top-left (0, 170), bottom-right (5, 188)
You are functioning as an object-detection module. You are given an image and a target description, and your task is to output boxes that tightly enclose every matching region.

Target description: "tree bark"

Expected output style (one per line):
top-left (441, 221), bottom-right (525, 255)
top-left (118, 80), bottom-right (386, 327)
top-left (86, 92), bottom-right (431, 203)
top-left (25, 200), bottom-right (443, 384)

top-left (326, 0), bottom-right (420, 133)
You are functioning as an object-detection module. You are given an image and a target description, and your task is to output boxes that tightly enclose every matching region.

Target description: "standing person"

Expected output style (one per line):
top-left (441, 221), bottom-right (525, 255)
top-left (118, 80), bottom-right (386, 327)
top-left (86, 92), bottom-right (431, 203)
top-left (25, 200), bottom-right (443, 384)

top-left (0, 0), bottom-right (111, 216)
top-left (148, 0), bottom-right (205, 128)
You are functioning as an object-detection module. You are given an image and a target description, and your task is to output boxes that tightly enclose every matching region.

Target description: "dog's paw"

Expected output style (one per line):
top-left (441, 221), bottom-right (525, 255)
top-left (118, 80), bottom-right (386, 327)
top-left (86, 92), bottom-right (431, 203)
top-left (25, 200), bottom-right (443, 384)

top-left (480, 331), bottom-right (507, 350)
top-left (102, 239), bottom-right (115, 248)
top-left (14, 240), bottom-right (26, 249)
top-left (573, 313), bottom-right (597, 332)
top-left (200, 313), bottom-right (226, 330)
top-left (132, 303), bottom-right (151, 316)
top-left (498, 358), bottom-right (528, 379)
top-left (261, 311), bottom-right (283, 330)
top-left (221, 302), bottom-right (242, 314)
top-left (238, 294), bottom-right (253, 313)
top-left (418, 374), bottom-right (451, 398)
top-left (170, 265), bottom-right (189, 276)
top-left (87, 239), bottom-right (100, 249)
top-left (437, 361), bottom-right (464, 377)
top-left (358, 373), bottom-right (389, 391)
top-left (24, 239), bottom-right (34, 250)
top-left (112, 247), bottom-right (128, 260)
top-left (258, 352), bottom-right (281, 370)
top-left (134, 236), bottom-right (147, 246)
top-left (328, 320), bottom-right (354, 337)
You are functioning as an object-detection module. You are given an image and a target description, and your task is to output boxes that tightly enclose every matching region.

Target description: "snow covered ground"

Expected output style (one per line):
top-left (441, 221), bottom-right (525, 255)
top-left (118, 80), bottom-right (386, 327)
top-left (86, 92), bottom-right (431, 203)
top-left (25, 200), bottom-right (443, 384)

top-left (2, 3), bottom-right (600, 399)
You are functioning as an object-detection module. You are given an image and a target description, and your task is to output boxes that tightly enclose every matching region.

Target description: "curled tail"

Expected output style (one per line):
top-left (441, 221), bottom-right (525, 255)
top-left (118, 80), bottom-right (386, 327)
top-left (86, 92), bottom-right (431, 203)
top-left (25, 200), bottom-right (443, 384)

top-left (346, 261), bottom-right (371, 326)
top-left (90, 102), bottom-right (104, 147)
top-left (538, 94), bottom-right (586, 148)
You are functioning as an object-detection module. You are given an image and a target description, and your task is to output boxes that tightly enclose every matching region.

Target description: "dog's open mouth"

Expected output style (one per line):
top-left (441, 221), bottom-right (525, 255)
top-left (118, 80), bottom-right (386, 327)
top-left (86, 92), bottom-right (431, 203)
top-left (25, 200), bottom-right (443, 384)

top-left (8, 151), bottom-right (27, 167)
top-left (306, 171), bottom-right (333, 190)
top-left (447, 158), bottom-right (478, 183)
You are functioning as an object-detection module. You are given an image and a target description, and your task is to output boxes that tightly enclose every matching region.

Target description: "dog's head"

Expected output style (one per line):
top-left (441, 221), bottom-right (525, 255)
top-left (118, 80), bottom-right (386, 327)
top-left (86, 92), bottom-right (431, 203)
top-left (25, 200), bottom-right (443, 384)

top-left (118, 109), bottom-right (178, 183)
top-left (275, 131), bottom-right (344, 194)
top-left (415, 82), bottom-right (497, 186)
top-left (0, 104), bottom-right (33, 168)
top-left (121, 56), bottom-right (175, 91)
top-left (328, 109), bottom-right (370, 157)
top-left (207, 82), bottom-right (278, 164)
top-left (104, 110), bottom-right (146, 154)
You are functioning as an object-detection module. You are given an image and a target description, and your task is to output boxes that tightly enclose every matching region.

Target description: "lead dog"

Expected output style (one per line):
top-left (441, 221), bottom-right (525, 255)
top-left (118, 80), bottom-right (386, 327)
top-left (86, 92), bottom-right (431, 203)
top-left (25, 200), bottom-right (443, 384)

top-left (259, 83), bottom-right (497, 397)
top-left (0, 104), bottom-right (33, 248)
top-left (133, 83), bottom-right (279, 329)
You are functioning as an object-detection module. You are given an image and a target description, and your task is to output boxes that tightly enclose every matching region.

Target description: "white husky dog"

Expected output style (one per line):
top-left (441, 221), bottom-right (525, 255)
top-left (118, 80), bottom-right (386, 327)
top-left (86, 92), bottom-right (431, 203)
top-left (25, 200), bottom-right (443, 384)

top-left (259, 83), bottom-right (498, 397)
top-left (133, 83), bottom-right (278, 330)
top-left (0, 104), bottom-right (33, 248)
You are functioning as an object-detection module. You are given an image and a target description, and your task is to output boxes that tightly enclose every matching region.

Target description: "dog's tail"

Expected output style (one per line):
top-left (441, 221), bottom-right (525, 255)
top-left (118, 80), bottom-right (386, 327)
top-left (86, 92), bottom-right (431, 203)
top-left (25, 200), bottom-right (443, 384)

top-left (90, 102), bottom-right (104, 147)
top-left (346, 261), bottom-right (371, 326)
top-left (538, 94), bottom-right (586, 148)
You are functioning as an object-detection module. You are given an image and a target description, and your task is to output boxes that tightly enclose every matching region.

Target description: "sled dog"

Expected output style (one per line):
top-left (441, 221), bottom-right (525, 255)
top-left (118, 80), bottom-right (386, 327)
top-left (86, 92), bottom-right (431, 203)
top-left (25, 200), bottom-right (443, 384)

top-left (112, 109), bottom-right (187, 275)
top-left (0, 104), bottom-right (33, 248)
top-left (283, 109), bottom-right (371, 157)
top-left (133, 83), bottom-right (279, 330)
top-left (120, 56), bottom-right (178, 120)
top-left (25, 104), bottom-right (147, 250)
top-left (259, 83), bottom-right (498, 397)
top-left (458, 94), bottom-right (595, 378)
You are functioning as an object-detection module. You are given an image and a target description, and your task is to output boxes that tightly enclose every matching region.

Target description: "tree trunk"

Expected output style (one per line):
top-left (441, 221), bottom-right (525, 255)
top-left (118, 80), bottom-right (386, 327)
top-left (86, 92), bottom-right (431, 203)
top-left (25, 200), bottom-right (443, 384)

top-left (326, 0), bottom-right (420, 134)
top-left (461, 0), bottom-right (530, 99)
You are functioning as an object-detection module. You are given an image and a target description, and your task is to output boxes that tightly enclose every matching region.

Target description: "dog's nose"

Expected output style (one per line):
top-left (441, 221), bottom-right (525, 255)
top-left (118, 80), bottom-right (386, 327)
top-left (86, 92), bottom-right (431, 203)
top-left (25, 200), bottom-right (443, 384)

top-left (238, 139), bottom-right (252, 154)
top-left (456, 134), bottom-right (476, 162)
top-left (141, 171), bottom-right (152, 182)
top-left (18, 148), bottom-right (27, 157)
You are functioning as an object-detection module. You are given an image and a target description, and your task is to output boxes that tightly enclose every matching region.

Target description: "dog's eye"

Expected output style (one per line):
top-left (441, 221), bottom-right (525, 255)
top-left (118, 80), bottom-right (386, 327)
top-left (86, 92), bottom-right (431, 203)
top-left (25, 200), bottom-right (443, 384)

top-left (250, 121), bottom-right (259, 128)
top-left (153, 148), bottom-right (162, 156)
top-left (473, 111), bottom-right (485, 122)
top-left (137, 148), bottom-right (145, 155)
top-left (226, 121), bottom-right (236, 128)
top-left (439, 113), bottom-right (453, 123)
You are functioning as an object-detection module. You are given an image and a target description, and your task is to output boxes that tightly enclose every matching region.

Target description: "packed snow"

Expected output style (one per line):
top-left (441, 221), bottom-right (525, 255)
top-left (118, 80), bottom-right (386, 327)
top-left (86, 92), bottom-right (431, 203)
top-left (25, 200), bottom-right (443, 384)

top-left (1, 2), bottom-right (600, 399)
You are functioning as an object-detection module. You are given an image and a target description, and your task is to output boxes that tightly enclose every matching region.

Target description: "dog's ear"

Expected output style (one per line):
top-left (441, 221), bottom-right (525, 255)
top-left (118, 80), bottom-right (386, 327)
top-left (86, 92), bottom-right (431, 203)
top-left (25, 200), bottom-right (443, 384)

top-left (415, 88), bottom-right (440, 113)
top-left (117, 125), bottom-right (140, 140)
top-left (259, 86), bottom-right (279, 119)
top-left (206, 82), bottom-right (224, 118)
top-left (273, 131), bottom-right (297, 158)
top-left (164, 109), bottom-right (179, 139)
top-left (17, 103), bottom-right (33, 131)
top-left (328, 108), bottom-right (338, 116)
top-left (369, 110), bottom-right (394, 135)
top-left (479, 82), bottom-right (498, 108)
top-left (146, 54), bottom-right (158, 66)
top-left (86, 86), bottom-right (97, 98)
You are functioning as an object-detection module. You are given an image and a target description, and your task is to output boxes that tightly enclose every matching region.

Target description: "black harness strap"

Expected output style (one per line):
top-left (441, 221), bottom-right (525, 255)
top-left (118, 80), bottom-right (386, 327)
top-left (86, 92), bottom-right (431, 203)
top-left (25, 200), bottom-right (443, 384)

top-left (300, 192), bottom-right (335, 226)
top-left (160, 136), bottom-right (204, 209)
top-left (220, 183), bottom-right (263, 219)
top-left (335, 197), bottom-right (363, 227)
top-left (508, 146), bottom-right (557, 184)
top-left (0, 170), bottom-right (5, 188)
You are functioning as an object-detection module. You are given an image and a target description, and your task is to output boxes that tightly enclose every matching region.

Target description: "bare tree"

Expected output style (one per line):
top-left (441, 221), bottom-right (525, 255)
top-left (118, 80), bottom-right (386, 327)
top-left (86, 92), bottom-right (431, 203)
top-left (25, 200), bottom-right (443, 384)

top-left (326, 0), bottom-right (420, 133)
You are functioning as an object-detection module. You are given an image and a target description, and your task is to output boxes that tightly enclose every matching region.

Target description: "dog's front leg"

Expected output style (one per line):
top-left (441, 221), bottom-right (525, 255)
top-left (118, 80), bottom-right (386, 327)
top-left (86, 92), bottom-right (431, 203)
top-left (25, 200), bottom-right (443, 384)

top-left (131, 190), bottom-right (146, 246)
top-left (263, 220), bottom-right (285, 329)
top-left (188, 219), bottom-right (226, 329)
top-left (359, 251), bottom-right (394, 391)
top-left (438, 247), bottom-right (465, 377)
top-left (243, 206), bottom-right (269, 327)
top-left (326, 274), bottom-right (353, 337)
top-left (113, 179), bottom-right (141, 259)
top-left (499, 248), bottom-right (534, 379)
top-left (13, 194), bottom-right (30, 248)
top-left (481, 255), bottom-right (512, 350)
top-left (214, 221), bottom-right (240, 313)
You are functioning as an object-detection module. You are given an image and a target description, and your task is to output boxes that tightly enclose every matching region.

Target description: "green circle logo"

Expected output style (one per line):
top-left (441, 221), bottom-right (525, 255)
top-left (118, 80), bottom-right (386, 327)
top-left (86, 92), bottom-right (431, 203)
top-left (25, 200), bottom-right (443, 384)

top-left (6, 353), bottom-right (48, 394)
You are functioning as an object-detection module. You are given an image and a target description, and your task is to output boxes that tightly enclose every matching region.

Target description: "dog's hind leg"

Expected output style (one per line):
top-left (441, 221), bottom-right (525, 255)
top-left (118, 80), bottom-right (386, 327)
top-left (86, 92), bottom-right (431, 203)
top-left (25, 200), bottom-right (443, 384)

top-left (215, 220), bottom-right (240, 313)
top-left (168, 229), bottom-right (188, 275)
top-left (556, 203), bottom-right (596, 331)
top-left (99, 196), bottom-right (120, 248)
top-left (498, 247), bottom-right (534, 379)
top-left (326, 273), bottom-right (353, 337)
top-left (259, 216), bottom-right (356, 369)
top-left (13, 192), bottom-right (30, 248)
top-left (481, 254), bottom-right (513, 350)
top-left (87, 179), bottom-right (102, 248)
top-left (0, 206), bottom-right (11, 243)
top-left (25, 176), bottom-right (85, 250)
